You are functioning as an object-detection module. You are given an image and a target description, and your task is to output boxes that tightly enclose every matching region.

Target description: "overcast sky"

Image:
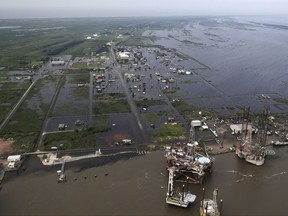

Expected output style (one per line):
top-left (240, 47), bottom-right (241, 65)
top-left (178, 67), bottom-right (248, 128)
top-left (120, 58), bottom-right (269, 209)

top-left (1, 0), bottom-right (288, 19)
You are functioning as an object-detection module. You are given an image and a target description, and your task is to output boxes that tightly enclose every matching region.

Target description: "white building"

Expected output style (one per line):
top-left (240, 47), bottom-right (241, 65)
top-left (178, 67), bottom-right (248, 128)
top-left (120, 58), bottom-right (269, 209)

top-left (191, 120), bottom-right (202, 127)
top-left (118, 52), bottom-right (130, 61)
top-left (7, 155), bottom-right (22, 169)
top-left (230, 123), bottom-right (256, 134)
top-left (51, 60), bottom-right (65, 66)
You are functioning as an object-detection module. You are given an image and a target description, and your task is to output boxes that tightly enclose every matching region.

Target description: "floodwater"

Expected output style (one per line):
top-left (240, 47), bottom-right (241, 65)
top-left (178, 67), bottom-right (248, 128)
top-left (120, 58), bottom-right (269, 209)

top-left (143, 16), bottom-right (288, 114)
top-left (1, 147), bottom-right (288, 216)
top-left (2, 16), bottom-right (288, 216)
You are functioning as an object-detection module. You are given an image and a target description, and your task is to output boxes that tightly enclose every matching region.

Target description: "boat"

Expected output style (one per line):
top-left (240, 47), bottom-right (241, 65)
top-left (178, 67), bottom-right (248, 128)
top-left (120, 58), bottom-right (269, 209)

top-left (200, 188), bottom-right (222, 216)
top-left (236, 138), bottom-right (266, 166)
top-left (272, 133), bottom-right (288, 147)
top-left (272, 140), bottom-right (288, 146)
top-left (235, 108), bottom-right (268, 166)
top-left (166, 167), bottom-right (196, 207)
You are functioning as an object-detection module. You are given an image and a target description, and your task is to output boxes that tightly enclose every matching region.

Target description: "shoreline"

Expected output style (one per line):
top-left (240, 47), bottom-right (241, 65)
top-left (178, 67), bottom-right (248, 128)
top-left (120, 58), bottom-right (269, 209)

top-left (1, 133), bottom-right (277, 172)
top-left (1, 147), bottom-right (288, 216)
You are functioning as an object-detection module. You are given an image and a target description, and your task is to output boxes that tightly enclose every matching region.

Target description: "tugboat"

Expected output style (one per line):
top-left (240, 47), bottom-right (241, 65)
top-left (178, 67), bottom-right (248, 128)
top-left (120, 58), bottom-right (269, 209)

top-left (272, 132), bottom-right (288, 146)
top-left (235, 107), bottom-right (268, 166)
top-left (200, 188), bottom-right (222, 216)
top-left (272, 140), bottom-right (288, 146)
top-left (166, 167), bottom-right (196, 207)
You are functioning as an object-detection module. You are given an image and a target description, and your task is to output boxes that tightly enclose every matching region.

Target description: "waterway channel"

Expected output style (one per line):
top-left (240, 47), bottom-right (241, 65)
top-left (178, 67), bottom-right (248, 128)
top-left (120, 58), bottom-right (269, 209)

top-left (0, 146), bottom-right (288, 216)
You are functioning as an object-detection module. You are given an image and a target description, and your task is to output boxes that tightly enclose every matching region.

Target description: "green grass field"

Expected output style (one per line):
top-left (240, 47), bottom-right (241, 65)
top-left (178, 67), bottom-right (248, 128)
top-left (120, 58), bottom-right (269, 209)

top-left (153, 123), bottom-right (187, 142)
top-left (0, 17), bottom-right (181, 70)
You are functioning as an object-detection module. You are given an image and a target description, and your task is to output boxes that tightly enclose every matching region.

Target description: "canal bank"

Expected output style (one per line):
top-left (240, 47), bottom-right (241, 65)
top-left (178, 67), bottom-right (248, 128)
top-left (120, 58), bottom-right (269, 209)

top-left (0, 147), bottom-right (288, 215)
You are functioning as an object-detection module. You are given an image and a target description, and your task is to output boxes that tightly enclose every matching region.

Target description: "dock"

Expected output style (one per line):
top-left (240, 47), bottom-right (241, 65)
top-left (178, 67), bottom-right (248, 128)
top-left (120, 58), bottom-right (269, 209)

top-left (57, 161), bottom-right (66, 182)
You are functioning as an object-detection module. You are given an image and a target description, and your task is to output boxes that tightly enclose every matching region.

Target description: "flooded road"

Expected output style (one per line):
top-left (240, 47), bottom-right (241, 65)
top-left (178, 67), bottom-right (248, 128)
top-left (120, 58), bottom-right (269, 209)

top-left (1, 16), bottom-right (288, 216)
top-left (1, 146), bottom-right (288, 216)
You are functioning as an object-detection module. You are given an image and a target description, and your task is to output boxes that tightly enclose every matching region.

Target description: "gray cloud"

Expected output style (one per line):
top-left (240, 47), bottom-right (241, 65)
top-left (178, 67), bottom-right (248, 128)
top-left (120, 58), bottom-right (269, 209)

top-left (1, 0), bottom-right (288, 18)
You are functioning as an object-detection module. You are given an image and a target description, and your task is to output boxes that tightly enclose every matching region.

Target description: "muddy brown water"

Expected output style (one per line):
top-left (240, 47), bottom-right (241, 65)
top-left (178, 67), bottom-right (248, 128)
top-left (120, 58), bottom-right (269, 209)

top-left (0, 147), bottom-right (288, 216)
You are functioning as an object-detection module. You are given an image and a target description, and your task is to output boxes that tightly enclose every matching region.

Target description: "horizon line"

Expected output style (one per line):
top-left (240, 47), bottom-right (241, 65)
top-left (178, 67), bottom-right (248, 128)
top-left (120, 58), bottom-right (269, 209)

top-left (0, 14), bottom-right (287, 20)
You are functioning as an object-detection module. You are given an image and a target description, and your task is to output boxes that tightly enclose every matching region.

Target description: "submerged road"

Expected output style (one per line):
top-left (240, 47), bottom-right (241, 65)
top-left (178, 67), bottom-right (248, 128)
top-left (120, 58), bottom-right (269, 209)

top-left (35, 76), bottom-right (65, 150)
top-left (88, 72), bottom-right (94, 128)
top-left (141, 49), bottom-right (191, 134)
top-left (109, 47), bottom-right (150, 144)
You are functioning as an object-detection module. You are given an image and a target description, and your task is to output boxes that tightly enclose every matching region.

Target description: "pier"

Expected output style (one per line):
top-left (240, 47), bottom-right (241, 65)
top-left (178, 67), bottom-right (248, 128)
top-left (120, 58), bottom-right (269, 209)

top-left (57, 161), bottom-right (66, 182)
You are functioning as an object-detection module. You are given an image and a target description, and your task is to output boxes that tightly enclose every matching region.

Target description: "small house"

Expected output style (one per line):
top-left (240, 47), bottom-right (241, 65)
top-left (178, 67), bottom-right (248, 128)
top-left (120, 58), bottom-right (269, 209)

top-left (7, 155), bottom-right (22, 169)
top-left (191, 120), bottom-right (202, 127)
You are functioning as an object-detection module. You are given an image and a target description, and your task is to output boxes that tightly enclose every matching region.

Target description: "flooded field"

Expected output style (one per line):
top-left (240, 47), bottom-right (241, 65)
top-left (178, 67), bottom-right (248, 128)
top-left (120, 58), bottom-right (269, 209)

top-left (1, 15), bottom-right (288, 216)
top-left (2, 16), bottom-right (288, 152)
top-left (143, 16), bottom-right (288, 114)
